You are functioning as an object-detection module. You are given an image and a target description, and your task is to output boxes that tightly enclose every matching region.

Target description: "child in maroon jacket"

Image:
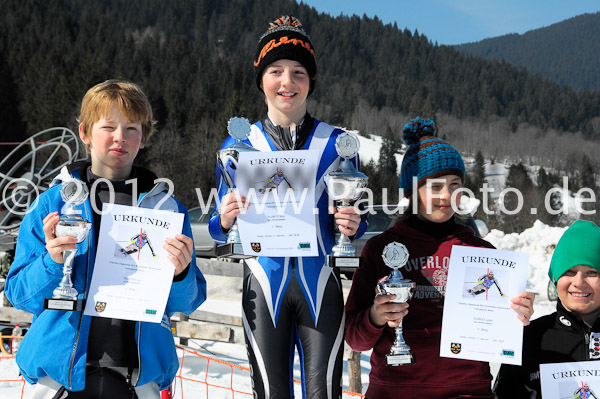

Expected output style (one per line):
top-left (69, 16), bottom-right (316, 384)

top-left (345, 117), bottom-right (535, 399)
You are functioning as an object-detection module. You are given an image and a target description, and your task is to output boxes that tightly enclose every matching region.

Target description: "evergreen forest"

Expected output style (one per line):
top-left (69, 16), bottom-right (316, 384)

top-left (456, 12), bottom-right (600, 92)
top-left (1, 0), bottom-right (600, 232)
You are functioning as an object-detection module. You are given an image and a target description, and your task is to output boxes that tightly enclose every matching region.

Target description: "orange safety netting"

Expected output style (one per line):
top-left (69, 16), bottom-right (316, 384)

top-left (0, 344), bottom-right (365, 398)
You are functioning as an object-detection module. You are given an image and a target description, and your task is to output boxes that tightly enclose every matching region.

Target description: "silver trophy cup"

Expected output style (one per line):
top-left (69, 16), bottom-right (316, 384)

top-left (323, 132), bottom-right (368, 268)
top-left (378, 242), bottom-right (416, 366)
top-left (216, 117), bottom-right (259, 259)
top-left (44, 179), bottom-right (91, 311)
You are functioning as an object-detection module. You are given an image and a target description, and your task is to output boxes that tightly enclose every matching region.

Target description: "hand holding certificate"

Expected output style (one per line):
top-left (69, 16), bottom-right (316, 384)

top-left (84, 204), bottom-right (184, 323)
top-left (440, 246), bottom-right (529, 365)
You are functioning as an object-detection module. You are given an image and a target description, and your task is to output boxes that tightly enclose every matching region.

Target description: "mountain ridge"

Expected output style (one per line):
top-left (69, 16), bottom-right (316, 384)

top-left (455, 12), bottom-right (600, 92)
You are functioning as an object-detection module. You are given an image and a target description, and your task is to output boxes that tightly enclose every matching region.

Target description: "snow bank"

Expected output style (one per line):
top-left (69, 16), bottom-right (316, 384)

top-left (485, 220), bottom-right (567, 317)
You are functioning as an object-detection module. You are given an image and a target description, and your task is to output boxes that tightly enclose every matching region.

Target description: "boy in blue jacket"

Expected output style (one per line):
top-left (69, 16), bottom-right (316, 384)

top-left (6, 79), bottom-right (207, 398)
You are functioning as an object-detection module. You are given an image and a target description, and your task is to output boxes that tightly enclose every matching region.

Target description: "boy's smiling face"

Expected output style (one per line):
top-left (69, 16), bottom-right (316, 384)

top-left (261, 59), bottom-right (309, 125)
top-left (80, 103), bottom-right (144, 179)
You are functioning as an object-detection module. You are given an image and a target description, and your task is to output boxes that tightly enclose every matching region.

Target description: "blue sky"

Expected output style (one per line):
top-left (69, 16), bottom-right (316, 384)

top-left (300, 0), bottom-right (600, 45)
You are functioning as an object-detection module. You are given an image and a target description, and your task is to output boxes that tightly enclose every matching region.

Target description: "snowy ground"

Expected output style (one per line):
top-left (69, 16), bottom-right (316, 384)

top-left (0, 220), bottom-right (565, 398)
top-left (0, 330), bottom-right (372, 399)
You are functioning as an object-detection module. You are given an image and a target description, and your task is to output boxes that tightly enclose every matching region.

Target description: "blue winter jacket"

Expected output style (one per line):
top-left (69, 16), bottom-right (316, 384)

top-left (5, 166), bottom-right (207, 391)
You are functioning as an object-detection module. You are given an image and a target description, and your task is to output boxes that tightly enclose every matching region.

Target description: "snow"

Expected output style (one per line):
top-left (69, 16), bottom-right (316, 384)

top-left (485, 220), bottom-right (567, 314)
top-left (356, 133), bottom-right (404, 174)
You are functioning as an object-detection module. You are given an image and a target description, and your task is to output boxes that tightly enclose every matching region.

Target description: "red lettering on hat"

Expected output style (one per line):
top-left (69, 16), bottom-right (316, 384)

top-left (254, 36), bottom-right (316, 67)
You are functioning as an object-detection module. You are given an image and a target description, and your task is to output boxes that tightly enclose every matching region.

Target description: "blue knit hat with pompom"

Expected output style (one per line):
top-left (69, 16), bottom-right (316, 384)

top-left (399, 116), bottom-right (465, 196)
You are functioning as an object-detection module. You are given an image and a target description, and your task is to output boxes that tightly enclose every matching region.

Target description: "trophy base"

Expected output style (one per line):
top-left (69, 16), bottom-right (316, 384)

top-left (44, 297), bottom-right (84, 312)
top-left (217, 243), bottom-right (253, 259)
top-left (327, 255), bottom-right (362, 269)
top-left (386, 352), bottom-right (415, 366)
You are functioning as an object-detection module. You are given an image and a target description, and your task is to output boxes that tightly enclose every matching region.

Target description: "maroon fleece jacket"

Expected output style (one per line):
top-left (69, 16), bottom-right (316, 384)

top-left (345, 219), bottom-right (496, 399)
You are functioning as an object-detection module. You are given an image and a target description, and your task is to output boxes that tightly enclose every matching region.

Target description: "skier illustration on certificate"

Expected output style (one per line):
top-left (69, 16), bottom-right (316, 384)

top-left (573, 382), bottom-right (599, 399)
top-left (464, 269), bottom-right (504, 298)
top-left (465, 269), bottom-right (505, 298)
top-left (257, 168), bottom-right (294, 194)
top-left (119, 229), bottom-right (157, 258)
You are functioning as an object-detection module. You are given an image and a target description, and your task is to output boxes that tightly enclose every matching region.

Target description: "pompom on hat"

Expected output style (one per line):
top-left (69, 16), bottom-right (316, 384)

top-left (548, 220), bottom-right (600, 284)
top-left (399, 116), bottom-right (465, 196)
top-left (254, 16), bottom-right (317, 94)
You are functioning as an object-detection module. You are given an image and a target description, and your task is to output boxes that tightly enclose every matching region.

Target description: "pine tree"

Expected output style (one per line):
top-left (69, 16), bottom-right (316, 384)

top-left (361, 159), bottom-right (381, 204)
top-left (465, 150), bottom-right (487, 221)
top-left (501, 162), bottom-right (536, 233)
top-left (377, 128), bottom-right (400, 205)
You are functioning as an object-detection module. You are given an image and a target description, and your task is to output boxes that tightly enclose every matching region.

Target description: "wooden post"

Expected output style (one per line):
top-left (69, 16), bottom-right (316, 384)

top-left (345, 344), bottom-right (362, 394)
top-left (178, 314), bottom-right (189, 346)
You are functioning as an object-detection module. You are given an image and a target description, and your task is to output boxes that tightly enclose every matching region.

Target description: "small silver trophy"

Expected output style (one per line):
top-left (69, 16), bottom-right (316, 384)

top-left (44, 179), bottom-right (91, 311)
top-left (378, 242), bottom-right (416, 366)
top-left (215, 117), bottom-right (260, 259)
top-left (323, 132), bottom-right (368, 268)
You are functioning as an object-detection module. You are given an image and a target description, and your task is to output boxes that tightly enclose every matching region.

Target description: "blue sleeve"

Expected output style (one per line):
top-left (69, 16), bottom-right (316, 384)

top-left (208, 158), bottom-right (229, 243)
top-left (209, 138), bottom-right (235, 243)
top-left (166, 204), bottom-right (207, 316)
top-left (5, 195), bottom-right (65, 316)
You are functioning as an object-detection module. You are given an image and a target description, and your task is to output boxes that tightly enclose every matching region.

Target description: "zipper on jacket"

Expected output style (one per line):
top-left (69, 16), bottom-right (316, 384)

top-left (133, 182), bottom-right (164, 386)
top-left (134, 322), bottom-right (142, 386)
top-left (68, 199), bottom-right (93, 389)
top-left (586, 332), bottom-right (591, 360)
top-left (68, 297), bottom-right (85, 390)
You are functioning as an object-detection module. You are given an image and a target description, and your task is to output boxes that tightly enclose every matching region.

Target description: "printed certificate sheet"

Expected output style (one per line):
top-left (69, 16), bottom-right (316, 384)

top-left (440, 245), bottom-right (529, 365)
top-left (541, 361), bottom-right (600, 399)
top-left (84, 204), bottom-right (183, 323)
top-left (235, 150), bottom-right (319, 257)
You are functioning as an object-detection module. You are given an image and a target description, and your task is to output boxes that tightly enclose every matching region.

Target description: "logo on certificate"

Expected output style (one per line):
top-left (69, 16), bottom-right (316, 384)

top-left (298, 242), bottom-right (311, 250)
top-left (251, 242), bottom-right (262, 252)
top-left (501, 349), bottom-right (515, 357)
top-left (450, 343), bottom-right (462, 354)
top-left (95, 302), bottom-right (107, 313)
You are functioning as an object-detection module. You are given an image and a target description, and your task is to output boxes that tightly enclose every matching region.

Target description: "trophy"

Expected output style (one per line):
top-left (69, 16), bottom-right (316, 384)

top-left (323, 132), bottom-right (368, 268)
top-left (215, 117), bottom-right (260, 259)
top-left (44, 179), bottom-right (91, 311)
top-left (378, 241), bottom-right (416, 366)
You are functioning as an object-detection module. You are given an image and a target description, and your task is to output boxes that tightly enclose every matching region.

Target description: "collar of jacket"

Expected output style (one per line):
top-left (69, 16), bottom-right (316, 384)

top-left (67, 160), bottom-right (158, 193)
top-left (261, 112), bottom-right (315, 151)
top-left (391, 217), bottom-right (476, 243)
top-left (555, 300), bottom-right (600, 331)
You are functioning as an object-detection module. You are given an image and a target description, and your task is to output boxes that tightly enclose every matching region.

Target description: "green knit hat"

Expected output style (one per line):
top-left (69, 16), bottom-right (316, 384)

top-left (548, 220), bottom-right (600, 284)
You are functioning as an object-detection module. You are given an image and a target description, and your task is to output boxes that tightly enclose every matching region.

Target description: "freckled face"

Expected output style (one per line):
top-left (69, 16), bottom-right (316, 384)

top-left (80, 103), bottom-right (144, 179)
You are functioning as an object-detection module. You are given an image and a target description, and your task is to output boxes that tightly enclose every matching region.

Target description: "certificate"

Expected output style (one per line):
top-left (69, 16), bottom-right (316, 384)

top-left (83, 204), bottom-right (183, 323)
top-left (440, 245), bottom-right (529, 365)
top-left (234, 150), bottom-right (319, 257)
top-left (540, 361), bottom-right (600, 399)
